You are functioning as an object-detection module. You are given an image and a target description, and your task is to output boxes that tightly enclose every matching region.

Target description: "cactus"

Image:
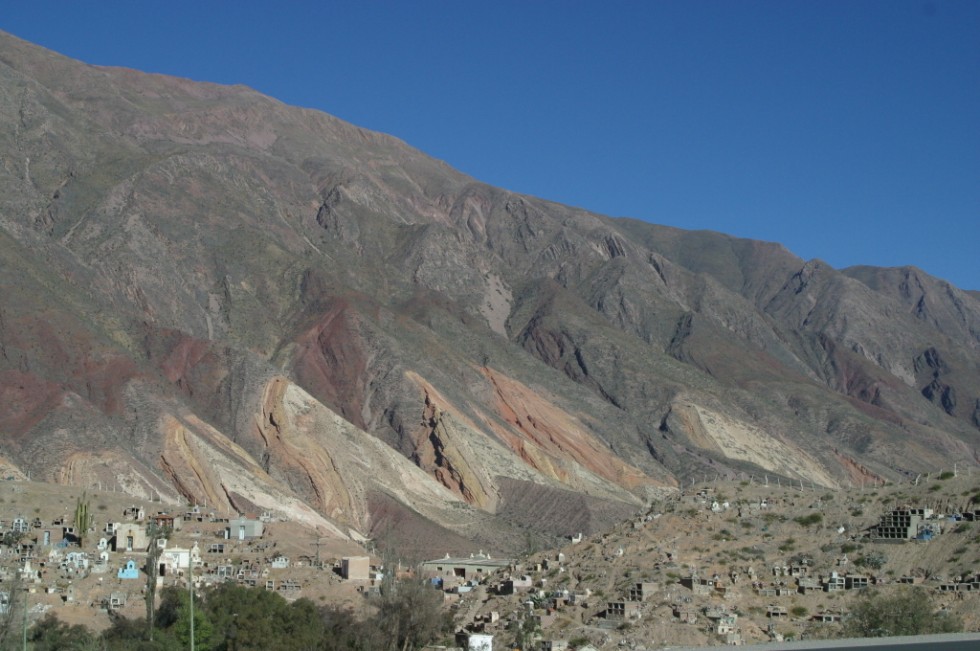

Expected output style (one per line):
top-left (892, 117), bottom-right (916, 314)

top-left (73, 492), bottom-right (91, 546)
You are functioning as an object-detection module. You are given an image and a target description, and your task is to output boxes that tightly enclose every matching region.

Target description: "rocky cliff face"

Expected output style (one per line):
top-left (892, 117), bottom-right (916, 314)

top-left (1, 31), bottom-right (978, 555)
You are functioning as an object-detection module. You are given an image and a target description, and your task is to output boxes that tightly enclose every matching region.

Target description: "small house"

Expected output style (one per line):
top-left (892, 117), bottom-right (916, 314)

top-left (224, 516), bottom-right (263, 540)
top-left (112, 523), bottom-right (147, 553)
top-left (539, 641), bottom-right (569, 651)
top-left (627, 581), bottom-right (658, 602)
top-left (605, 600), bottom-right (641, 620)
top-left (456, 632), bottom-right (493, 651)
top-left (822, 571), bottom-right (845, 592)
top-left (151, 513), bottom-right (182, 531)
top-left (341, 556), bottom-right (370, 581)
top-left (673, 605), bottom-right (697, 624)
top-left (117, 560), bottom-right (140, 580)
top-left (104, 592), bottom-right (127, 610)
top-left (812, 611), bottom-right (843, 623)
top-left (499, 575), bottom-right (533, 595)
top-left (766, 605), bottom-right (788, 618)
top-left (682, 571), bottom-right (715, 595)
top-left (420, 552), bottom-right (511, 580)
top-left (159, 543), bottom-right (201, 576)
top-left (845, 574), bottom-right (869, 590)
top-left (123, 506), bottom-right (145, 521)
top-left (715, 614), bottom-right (738, 635)
top-left (797, 577), bottom-right (822, 594)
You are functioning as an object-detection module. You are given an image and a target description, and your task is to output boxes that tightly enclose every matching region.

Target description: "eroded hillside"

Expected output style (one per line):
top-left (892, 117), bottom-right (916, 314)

top-left (1, 30), bottom-right (979, 550)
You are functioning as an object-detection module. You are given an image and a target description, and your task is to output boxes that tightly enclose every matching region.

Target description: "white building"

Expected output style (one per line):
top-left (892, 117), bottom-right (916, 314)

top-left (159, 542), bottom-right (201, 577)
top-left (224, 517), bottom-right (264, 540)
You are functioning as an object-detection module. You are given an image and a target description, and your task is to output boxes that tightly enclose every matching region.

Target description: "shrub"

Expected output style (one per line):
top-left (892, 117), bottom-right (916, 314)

top-left (27, 613), bottom-right (96, 651)
top-left (794, 513), bottom-right (823, 528)
top-left (854, 551), bottom-right (887, 570)
top-left (843, 588), bottom-right (962, 637)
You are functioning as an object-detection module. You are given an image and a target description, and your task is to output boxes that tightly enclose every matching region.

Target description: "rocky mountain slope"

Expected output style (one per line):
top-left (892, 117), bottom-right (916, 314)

top-left (464, 473), bottom-right (980, 649)
top-left (1, 30), bottom-right (978, 556)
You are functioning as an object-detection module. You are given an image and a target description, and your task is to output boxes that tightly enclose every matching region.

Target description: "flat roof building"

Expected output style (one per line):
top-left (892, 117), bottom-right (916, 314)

top-left (420, 552), bottom-right (512, 580)
top-left (341, 556), bottom-right (370, 581)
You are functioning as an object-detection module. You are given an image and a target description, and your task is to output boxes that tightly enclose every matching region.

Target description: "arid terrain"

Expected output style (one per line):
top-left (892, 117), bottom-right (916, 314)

top-left (458, 472), bottom-right (980, 648)
top-left (3, 470), bottom-right (980, 648)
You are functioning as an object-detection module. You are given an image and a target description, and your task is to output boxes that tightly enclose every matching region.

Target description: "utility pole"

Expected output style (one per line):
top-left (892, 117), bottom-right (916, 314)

top-left (22, 571), bottom-right (27, 651)
top-left (189, 558), bottom-right (195, 651)
top-left (311, 538), bottom-right (326, 568)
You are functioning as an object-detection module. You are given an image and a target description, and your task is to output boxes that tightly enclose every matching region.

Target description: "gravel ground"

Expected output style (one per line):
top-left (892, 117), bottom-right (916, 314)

top-left (670, 631), bottom-right (980, 650)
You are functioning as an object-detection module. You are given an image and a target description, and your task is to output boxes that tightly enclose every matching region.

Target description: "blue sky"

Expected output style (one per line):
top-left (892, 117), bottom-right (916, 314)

top-left (3, 1), bottom-right (979, 289)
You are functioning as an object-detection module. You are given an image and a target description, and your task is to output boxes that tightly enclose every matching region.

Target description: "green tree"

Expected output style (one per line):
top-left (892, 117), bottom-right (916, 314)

top-left (843, 587), bottom-right (962, 637)
top-left (101, 614), bottom-right (179, 651)
top-left (372, 570), bottom-right (452, 651)
top-left (202, 583), bottom-right (325, 651)
top-left (319, 605), bottom-right (367, 651)
top-left (144, 522), bottom-right (169, 642)
top-left (173, 590), bottom-right (213, 651)
top-left (154, 586), bottom-right (183, 630)
top-left (27, 612), bottom-right (98, 650)
top-left (0, 530), bottom-right (27, 549)
top-left (155, 585), bottom-right (212, 650)
top-left (509, 613), bottom-right (541, 651)
top-left (0, 568), bottom-right (23, 651)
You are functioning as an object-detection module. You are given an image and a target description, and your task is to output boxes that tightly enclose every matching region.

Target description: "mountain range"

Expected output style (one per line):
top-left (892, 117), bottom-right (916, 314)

top-left (1, 31), bottom-right (978, 557)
